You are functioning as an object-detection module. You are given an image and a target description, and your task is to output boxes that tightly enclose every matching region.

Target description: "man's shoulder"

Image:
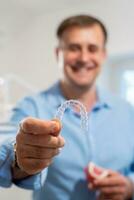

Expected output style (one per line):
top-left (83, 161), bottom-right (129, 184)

top-left (108, 93), bottom-right (133, 110)
top-left (11, 82), bottom-right (60, 118)
top-left (98, 87), bottom-right (134, 112)
top-left (112, 96), bottom-right (134, 117)
top-left (39, 81), bottom-right (60, 97)
top-left (16, 82), bottom-right (60, 109)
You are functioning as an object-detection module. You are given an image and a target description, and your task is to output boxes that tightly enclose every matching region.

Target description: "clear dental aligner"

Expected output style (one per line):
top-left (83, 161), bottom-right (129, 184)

top-left (55, 100), bottom-right (88, 133)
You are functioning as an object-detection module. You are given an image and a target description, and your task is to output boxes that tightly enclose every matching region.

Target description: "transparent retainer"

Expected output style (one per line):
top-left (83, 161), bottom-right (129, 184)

top-left (54, 100), bottom-right (88, 133)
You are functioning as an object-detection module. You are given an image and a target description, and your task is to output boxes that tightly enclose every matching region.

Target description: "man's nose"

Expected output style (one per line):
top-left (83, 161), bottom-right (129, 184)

top-left (79, 49), bottom-right (90, 63)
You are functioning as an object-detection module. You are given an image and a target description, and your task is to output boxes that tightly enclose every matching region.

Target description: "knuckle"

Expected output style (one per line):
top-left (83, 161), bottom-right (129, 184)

top-left (16, 132), bottom-right (22, 143)
top-left (16, 135), bottom-right (19, 144)
top-left (16, 137), bottom-right (25, 148)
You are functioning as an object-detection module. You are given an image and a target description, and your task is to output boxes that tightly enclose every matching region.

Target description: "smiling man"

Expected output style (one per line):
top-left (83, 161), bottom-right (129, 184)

top-left (56, 17), bottom-right (107, 111)
top-left (58, 24), bottom-right (105, 87)
top-left (0, 15), bottom-right (134, 200)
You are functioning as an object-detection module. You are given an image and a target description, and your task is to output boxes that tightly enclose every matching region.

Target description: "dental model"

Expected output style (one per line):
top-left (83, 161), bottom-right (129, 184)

top-left (85, 162), bottom-right (109, 182)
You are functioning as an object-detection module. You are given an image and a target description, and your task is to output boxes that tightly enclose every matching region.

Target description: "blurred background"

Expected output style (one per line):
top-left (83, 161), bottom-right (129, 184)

top-left (0, 0), bottom-right (134, 199)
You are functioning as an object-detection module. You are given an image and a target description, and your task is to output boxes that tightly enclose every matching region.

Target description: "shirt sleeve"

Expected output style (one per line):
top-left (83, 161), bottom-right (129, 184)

top-left (0, 138), bottom-right (48, 189)
top-left (0, 96), bottom-right (48, 190)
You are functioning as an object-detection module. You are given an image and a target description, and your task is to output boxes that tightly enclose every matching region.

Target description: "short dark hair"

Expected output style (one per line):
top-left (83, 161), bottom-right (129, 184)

top-left (56, 14), bottom-right (108, 44)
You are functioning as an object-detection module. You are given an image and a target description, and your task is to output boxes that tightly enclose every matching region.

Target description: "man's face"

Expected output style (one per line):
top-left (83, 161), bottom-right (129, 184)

top-left (57, 24), bottom-right (106, 89)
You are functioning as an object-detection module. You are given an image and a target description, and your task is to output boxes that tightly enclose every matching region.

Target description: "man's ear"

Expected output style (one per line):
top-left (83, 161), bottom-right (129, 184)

top-left (103, 48), bottom-right (107, 59)
top-left (101, 47), bottom-right (107, 64)
top-left (55, 48), bottom-right (64, 69)
top-left (55, 47), bottom-right (60, 61)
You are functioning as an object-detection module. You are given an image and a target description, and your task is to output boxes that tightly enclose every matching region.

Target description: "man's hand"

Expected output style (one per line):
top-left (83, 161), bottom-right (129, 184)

top-left (15, 117), bottom-right (65, 175)
top-left (88, 170), bottom-right (134, 200)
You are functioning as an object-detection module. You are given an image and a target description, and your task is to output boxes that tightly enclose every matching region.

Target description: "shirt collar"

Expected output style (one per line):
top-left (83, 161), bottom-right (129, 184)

top-left (49, 81), bottom-right (114, 111)
top-left (93, 86), bottom-right (114, 110)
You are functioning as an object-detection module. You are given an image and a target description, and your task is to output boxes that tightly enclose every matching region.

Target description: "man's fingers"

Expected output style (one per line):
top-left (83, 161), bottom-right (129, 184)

top-left (16, 133), bottom-right (65, 148)
top-left (17, 145), bottom-right (60, 159)
top-left (94, 175), bottom-right (126, 187)
top-left (17, 157), bottom-right (53, 175)
top-left (99, 186), bottom-right (126, 195)
top-left (20, 117), bottom-right (61, 135)
top-left (98, 193), bottom-right (123, 200)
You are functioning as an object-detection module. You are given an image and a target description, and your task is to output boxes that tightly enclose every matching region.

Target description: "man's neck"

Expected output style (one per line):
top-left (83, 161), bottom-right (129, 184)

top-left (60, 81), bottom-right (97, 112)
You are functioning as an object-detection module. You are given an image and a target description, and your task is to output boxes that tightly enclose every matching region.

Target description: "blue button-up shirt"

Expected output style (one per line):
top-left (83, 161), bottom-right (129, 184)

top-left (0, 81), bottom-right (134, 200)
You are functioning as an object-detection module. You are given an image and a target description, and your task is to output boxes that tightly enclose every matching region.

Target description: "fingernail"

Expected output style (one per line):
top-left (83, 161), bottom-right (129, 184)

top-left (51, 121), bottom-right (59, 133)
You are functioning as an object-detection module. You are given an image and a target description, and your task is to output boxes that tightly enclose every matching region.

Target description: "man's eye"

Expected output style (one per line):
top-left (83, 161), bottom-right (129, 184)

top-left (68, 46), bottom-right (79, 51)
top-left (89, 45), bottom-right (98, 53)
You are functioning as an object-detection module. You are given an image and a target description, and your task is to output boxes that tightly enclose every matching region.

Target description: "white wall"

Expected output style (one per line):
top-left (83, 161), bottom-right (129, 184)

top-left (0, 0), bottom-right (134, 92)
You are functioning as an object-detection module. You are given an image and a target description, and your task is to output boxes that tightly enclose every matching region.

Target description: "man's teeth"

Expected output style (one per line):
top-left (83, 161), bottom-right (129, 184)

top-left (79, 68), bottom-right (91, 74)
top-left (81, 65), bottom-right (95, 70)
top-left (71, 64), bottom-right (96, 71)
top-left (86, 64), bottom-right (95, 69)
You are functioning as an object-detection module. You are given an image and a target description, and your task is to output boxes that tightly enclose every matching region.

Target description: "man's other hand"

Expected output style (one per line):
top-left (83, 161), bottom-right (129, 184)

top-left (88, 170), bottom-right (134, 200)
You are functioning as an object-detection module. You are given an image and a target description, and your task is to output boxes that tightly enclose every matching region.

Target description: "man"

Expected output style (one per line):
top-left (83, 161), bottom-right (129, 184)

top-left (0, 14), bottom-right (134, 200)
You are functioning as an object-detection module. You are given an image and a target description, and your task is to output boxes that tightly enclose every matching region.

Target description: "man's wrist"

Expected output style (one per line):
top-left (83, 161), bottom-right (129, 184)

top-left (12, 143), bottom-right (30, 180)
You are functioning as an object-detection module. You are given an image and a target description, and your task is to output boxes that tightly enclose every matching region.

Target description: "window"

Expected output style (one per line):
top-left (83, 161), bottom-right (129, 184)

top-left (122, 70), bottom-right (134, 106)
